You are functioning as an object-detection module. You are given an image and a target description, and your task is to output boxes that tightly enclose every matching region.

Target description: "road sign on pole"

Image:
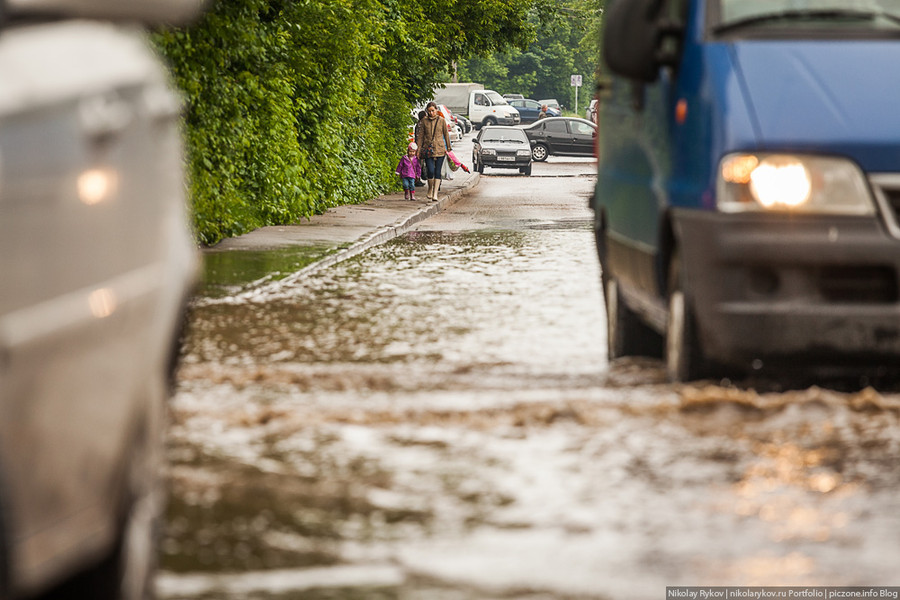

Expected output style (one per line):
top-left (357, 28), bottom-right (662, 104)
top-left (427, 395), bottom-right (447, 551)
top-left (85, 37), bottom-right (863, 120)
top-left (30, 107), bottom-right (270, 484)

top-left (571, 75), bottom-right (583, 113)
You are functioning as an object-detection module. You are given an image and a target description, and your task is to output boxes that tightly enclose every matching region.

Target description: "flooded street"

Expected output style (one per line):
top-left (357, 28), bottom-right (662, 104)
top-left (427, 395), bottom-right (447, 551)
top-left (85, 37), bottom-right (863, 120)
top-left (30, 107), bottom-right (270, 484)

top-left (162, 159), bottom-right (900, 599)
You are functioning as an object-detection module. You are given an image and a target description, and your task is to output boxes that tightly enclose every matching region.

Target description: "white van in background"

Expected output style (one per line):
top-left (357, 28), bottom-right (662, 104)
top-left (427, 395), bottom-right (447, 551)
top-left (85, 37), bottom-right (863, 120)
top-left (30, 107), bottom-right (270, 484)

top-left (433, 83), bottom-right (521, 128)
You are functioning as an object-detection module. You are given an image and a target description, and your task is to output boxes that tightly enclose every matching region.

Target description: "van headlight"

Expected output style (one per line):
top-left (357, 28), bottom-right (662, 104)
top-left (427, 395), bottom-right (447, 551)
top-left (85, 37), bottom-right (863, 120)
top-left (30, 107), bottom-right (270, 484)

top-left (717, 153), bottom-right (873, 215)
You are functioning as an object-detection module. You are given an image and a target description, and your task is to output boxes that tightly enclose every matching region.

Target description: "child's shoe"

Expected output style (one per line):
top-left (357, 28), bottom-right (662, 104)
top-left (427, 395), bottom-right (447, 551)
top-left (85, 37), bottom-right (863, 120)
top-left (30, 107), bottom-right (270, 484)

top-left (404, 190), bottom-right (409, 200)
top-left (410, 191), bottom-right (415, 201)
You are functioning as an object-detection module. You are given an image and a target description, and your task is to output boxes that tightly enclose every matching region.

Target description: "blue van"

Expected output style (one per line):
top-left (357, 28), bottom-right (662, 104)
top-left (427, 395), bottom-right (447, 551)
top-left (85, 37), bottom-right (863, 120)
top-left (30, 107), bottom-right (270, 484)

top-left (593, 0), bottom-right (900, 381)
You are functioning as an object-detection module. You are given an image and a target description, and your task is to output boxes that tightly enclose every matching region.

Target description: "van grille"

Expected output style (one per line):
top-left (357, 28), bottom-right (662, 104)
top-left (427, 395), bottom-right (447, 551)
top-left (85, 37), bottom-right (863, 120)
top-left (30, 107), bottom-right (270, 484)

top-left (817, 266), bottom-right (898, 303)
top-left (882, 189), bottom-right (900, 222)
top-left (870, 174), bottom-right (900, 239)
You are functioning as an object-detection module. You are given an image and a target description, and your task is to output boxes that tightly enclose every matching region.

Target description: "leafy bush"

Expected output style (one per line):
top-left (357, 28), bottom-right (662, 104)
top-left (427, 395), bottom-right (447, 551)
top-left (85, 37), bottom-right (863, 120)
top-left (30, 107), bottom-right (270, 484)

top-left (155, 0), bottom-right (538, 246)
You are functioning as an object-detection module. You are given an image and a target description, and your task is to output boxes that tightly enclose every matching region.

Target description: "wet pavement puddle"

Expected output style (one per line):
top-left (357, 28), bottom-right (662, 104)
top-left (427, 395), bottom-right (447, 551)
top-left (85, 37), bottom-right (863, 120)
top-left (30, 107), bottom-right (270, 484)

top-left (166, 193), bottom-right (900, 599)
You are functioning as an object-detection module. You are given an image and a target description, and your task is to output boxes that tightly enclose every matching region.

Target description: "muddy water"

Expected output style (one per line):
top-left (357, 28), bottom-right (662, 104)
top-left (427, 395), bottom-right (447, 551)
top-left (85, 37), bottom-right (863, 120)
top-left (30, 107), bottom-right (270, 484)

top-left (163, 171), bottom-right (900, 599)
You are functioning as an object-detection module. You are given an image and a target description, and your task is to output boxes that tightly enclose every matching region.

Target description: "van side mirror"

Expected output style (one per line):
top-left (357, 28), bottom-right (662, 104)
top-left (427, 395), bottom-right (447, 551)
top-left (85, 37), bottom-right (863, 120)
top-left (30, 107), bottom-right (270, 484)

top-left (603, 0), bottom-right (682, 83)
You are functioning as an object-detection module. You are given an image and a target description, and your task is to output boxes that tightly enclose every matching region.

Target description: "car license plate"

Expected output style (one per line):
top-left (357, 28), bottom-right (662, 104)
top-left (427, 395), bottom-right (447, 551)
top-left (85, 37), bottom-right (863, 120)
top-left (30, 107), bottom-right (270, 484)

top-left (498, 156), bottom-right (514, 161)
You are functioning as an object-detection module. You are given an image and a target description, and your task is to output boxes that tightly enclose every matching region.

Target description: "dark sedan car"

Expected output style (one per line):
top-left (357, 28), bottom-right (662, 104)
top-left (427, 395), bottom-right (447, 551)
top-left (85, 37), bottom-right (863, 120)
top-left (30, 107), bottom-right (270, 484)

top-left (522, 117), bottom-right (597, 161)
top-left (472, 126), bottom-right (533, 175)
top-left (508, 98), bottom-right (560, 124)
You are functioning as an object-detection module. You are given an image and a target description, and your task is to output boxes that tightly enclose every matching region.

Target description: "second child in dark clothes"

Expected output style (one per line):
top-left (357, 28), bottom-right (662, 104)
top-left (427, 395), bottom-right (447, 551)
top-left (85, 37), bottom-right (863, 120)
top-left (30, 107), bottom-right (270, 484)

top-left (413, 111), bottom-right (427, 186)
top-left (395, 142), bottom-right (422, 200)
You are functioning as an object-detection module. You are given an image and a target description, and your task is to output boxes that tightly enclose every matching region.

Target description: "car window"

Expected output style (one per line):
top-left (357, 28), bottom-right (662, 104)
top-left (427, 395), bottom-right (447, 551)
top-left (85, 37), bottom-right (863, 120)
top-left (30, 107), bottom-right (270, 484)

top-left (475, 93), bottom-right (488, 106)
top-left (544, 120), bottom-right (568, 133)
top-left (526, 100), bottom-right (541, 109)
top-left (510, 100), bottom-right (524, 107)
top-left (572, 121), bottom-right (595, 135)
top-left (481, 129), bottom-right (528, 142)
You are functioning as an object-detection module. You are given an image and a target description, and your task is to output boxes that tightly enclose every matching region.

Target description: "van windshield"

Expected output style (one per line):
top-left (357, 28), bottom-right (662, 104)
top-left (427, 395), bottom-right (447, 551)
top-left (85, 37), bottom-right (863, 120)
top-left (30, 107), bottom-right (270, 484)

top-left (714, 0), bottom-right (900, 33)
top-left (485, 91), bottom-right (508, 105)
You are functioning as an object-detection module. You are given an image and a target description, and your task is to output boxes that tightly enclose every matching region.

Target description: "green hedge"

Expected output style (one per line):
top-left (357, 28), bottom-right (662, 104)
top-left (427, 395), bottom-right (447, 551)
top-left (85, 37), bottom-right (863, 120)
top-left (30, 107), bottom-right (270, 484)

top-left (154, 0), bottom-right (537, 246)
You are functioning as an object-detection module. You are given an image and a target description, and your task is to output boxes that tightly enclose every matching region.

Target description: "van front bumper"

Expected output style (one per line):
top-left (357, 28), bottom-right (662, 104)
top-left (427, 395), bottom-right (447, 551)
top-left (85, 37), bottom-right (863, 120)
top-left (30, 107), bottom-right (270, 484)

top-left (674, 209), bottom-right (900, 369)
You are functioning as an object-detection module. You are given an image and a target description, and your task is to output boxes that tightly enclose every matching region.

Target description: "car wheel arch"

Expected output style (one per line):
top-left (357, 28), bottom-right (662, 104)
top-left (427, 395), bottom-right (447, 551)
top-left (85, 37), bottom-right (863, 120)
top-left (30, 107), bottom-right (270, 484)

top-left (43, 399), bottom-right (165, 600)
top-left (657, 211), bottom-right (678, 300)
top-left (0, 465), bottom-right (12, 599)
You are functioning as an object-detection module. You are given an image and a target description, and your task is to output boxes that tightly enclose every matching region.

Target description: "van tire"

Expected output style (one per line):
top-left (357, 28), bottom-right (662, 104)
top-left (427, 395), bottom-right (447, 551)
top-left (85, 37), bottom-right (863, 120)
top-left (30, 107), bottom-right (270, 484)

top-left (606, 276), bottom-right (664, 360)
top-left (44, 415), bottom-right (161, 600)
top-left (596, 226), bottom-right (663, 360)
top-left (0, 472), bottom-right (11, 600)
top-left (483, 117), bottom-right (497, 127)
top-left (666, 251), bottom-right (708, 382)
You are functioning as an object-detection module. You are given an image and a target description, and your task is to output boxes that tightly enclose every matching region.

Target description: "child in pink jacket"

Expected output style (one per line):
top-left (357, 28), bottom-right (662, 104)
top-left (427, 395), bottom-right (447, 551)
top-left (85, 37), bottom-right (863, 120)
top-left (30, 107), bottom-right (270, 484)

top-left (395, 142), bottom-right (422, 200)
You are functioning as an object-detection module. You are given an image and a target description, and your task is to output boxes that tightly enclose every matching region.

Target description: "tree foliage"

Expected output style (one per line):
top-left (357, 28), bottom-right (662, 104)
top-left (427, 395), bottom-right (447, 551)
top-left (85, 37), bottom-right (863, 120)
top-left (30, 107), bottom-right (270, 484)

top-left (457, 0), bottom-right (604, 113)
top-left (154, 0), bottom-right (539, 245)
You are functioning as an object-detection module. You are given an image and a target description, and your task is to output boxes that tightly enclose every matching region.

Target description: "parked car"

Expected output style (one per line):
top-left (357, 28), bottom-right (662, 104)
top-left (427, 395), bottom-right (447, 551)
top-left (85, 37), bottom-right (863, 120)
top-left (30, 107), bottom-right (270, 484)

top-left (0, 1), bottom-right (200, 598)
top-left (522, 117), bottom-right (597, 161)
top-left (448, 114), bottom-right (464, 139)
top-left (472, 126), bottom-right (533, 175)
top-left (437, 103), bottom-right (461, 142)
top-left (539, 98), bottom-right (562, 112)
top-left (456, 113), bottom-right (473, 134)
top-left (595, 0), bottom-right (900, 381)
top-left (508, 98), bottom-right (561, 124)
top-left (586, 98), bottom-right (598, 123)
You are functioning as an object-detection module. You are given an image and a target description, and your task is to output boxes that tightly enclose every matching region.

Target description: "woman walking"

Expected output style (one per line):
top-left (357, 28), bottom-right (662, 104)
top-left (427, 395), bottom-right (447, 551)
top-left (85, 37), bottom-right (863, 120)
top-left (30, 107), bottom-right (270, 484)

top-left (416, 102), bottom-right (452, 201)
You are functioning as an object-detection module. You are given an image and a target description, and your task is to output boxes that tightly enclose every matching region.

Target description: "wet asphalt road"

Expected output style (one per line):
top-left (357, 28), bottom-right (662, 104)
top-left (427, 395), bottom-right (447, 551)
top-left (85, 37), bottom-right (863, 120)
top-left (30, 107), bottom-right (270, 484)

top-left (162, 157), bottom-right (900, 599)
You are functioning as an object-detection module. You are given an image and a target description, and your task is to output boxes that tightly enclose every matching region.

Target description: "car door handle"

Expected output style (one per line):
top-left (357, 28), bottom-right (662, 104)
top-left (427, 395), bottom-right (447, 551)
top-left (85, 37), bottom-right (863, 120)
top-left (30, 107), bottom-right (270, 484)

top-left (80, 94), bottom-right (133, 142)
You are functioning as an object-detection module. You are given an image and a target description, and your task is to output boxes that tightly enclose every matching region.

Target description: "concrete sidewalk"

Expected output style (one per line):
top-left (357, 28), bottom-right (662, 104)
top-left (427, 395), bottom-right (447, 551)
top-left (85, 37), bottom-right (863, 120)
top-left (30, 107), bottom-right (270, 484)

top-left (201, 136), bottom-right (479, 292)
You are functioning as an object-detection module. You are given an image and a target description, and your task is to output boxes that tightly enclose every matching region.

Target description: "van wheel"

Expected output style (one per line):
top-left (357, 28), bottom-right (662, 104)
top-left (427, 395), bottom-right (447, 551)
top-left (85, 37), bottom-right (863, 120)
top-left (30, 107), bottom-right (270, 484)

top-left (531, 143), bottom-right (549, 162)
top-left (596, 226), bottom-right (663, 360)
top-left (483, 117), bottom-right (497, 127)
top-left (0, 474), bottom-right (11, 600)
top-left (666, 251), bottom-right (708, 382)
top-left (606, 276), bottom-right (663, 360)
top-left (44, 418), bottom-right (161, 600)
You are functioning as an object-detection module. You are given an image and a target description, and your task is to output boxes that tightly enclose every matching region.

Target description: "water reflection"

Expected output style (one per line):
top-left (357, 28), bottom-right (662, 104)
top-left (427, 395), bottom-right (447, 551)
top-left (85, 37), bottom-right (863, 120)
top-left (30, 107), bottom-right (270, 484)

top-left (169, 219), bottom-right (900, 597)
top-left (183, 228), bottom-right (606, 380)
top-left (200, 245), bottom-right (338, 298)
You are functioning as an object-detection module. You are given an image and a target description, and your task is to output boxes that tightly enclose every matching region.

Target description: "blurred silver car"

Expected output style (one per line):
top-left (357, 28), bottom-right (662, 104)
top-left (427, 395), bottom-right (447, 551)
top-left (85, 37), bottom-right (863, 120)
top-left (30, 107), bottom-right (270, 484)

top-left (0, 1), bottom-right (201, 598)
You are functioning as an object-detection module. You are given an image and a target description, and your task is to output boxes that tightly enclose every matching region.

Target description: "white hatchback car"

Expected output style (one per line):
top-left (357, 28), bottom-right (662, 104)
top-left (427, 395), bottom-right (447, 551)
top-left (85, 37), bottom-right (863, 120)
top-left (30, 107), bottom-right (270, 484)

top-left (0, 1), bottom-right (201, 598)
